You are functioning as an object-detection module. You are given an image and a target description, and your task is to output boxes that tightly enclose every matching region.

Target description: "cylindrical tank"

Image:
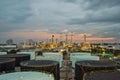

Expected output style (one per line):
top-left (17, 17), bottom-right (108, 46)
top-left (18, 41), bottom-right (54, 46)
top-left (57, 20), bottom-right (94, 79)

top-left (0, 72), bottom-right (54, 80)
top-left (114, 58), bottom-right (120, 69)
top-left (75, 60), bottom-right (117, 80)
top-left (84, 71), bottom-right (120, 80)
top-left (71, 55), bottom-right (99, 68)
top-left (0, 58), bottom-right (15, 72)
top-left (20, 60), bottom-right (60, 80)
top-left (0, 54), bottom-right (30, 66)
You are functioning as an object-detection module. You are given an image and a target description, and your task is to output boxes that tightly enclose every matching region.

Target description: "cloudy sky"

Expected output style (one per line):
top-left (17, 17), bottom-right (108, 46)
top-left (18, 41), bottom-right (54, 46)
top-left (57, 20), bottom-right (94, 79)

top-left (0, 0), bottom-right (120, 43)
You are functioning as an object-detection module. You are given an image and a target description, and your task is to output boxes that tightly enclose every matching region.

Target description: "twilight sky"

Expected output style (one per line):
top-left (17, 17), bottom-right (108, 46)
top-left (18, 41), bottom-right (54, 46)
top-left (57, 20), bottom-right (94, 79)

top-left (0, 0), bottom-right (120, 43)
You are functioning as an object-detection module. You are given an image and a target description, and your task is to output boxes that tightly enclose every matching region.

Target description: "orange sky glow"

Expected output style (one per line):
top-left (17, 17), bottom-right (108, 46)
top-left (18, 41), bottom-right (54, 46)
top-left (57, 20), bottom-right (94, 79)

top-left (7, 32), bottom-right (114, 41)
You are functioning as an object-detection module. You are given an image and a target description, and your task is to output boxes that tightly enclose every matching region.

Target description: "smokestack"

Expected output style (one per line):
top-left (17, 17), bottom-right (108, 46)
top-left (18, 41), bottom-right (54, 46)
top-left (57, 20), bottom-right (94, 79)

top-left (84, 34), bottom-right (86, 42)
top-left (71, 32), bottom-right (73, 43)
top-left (66, 34), bottom-right (68, 43)
top-left (51, 35), bottom-right (54, 43)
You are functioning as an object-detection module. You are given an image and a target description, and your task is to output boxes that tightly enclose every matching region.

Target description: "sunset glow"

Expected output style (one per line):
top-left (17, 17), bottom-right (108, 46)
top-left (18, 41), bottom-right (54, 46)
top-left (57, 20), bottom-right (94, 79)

top-left (0, 0), bottom-right (120, 43)
top-left (0, 31), bottom-right (114, 42)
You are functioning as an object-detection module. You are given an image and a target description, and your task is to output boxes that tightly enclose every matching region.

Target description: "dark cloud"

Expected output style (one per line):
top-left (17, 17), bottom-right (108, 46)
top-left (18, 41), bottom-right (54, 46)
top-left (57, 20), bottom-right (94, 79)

top-left (84, 0), bottom-right (120, 10)
top-left (67, 0), bottom-right (120, 25)
top-left (10, 14), bottom-right (32, 23)
top-left (68, 13), bottom-right (120, 25)
top-left (61, 0), bottom-right (120, 10)
top-left (0, 0), bottom-right (120, 42)
top-left (0, 0), bottom-right (32, 24)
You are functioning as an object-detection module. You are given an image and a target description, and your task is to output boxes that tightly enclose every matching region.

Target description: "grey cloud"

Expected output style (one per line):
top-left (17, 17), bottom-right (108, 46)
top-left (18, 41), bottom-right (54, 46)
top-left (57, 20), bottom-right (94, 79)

top-left (60, 0), bottom-right (120, 25)
top-left (61, 0), bottom-right (77, 3)
top-left (0, 23), bottom-right (25, 32)
top-left (103, 27), bottom-right (120, 38)
top-left (0, 0), bottom-right (120, 42)
top-left (0, 0), bottom-right (32, 24)
top-left (61, 0), bottom-right (120, 10)
top-left (68, 5), bottom-right (120, 25)
top-left (68, 15), bottom-right (120, 25)
top-left (84, 0), bottom-right (120, 10)
top-left (92, 24), bottom-right (120, 40)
